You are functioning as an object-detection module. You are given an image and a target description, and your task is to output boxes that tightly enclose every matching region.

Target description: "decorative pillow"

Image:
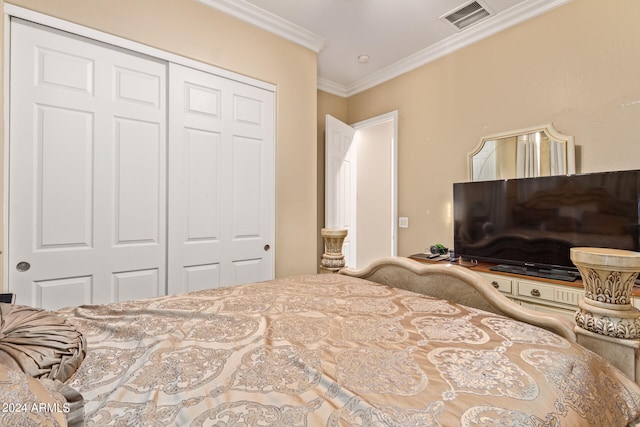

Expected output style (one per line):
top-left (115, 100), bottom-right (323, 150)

top-left (0, 362), bottom-right (69, 426)
top-left (0, 303), bottom-right (86, 383)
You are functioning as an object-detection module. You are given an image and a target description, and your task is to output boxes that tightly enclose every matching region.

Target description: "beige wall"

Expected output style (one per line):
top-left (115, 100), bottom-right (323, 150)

top-left (340, 0), bottom-right (640, 258)
top-left (1, 0), bottom-right (319, 290)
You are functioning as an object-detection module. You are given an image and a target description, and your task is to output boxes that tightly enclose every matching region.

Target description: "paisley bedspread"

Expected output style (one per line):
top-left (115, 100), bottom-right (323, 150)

top-left (56, 274), bottom-right (640, 426)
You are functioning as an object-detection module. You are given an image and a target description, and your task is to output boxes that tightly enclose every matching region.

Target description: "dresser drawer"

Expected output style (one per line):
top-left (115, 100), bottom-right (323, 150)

top-left (517, 279), bottom-right (582, 306)
top-left (517, 280), bottom-right (554, 301)
top-left (519, 300), bottom-right (577, 320)
top-left (479, 273), bottom-right (513, 294)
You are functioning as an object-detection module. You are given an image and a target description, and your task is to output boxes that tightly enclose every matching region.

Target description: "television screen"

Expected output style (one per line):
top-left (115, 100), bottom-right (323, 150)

top-left (453, 170), bottom-right (640, 277)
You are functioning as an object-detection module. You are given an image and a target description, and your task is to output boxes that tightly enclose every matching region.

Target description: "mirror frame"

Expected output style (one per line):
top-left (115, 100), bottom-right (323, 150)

top-left (468, 123), bottom-right (575, 181)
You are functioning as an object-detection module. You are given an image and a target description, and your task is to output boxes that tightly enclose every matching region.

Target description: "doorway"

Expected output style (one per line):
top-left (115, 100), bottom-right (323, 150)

top-left (325, 111), bottom-right (397, 269)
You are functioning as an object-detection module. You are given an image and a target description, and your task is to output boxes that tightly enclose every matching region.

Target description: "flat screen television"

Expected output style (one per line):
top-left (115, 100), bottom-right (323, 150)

top-left (453, 169), bottom-right (640, 281)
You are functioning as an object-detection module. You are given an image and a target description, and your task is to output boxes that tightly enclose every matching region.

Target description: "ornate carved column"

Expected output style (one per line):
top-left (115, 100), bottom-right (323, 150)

top-left (571, 247), bottom-right (640, 386)
top-left (320, 228), bottom-right (348, 274)
top-left (571, 247), bottom-right (640, 338)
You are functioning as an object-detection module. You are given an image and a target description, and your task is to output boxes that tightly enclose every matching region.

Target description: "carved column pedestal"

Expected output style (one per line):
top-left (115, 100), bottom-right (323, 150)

top-left (571, 247), bottom-right (640, 339)
top-left (570, 247), bottom-right (640, 385)
top-left (320, 228), bottom-right (348, 274)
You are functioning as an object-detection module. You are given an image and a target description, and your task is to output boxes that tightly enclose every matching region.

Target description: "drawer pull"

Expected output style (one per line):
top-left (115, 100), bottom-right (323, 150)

top-left (491, 281), bottom-right (499, 289)
top-left (530, 288), bottom-right (541, 297)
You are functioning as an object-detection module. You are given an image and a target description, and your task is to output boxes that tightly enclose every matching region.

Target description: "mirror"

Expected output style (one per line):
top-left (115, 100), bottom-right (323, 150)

top-left (468, 124), bottom-right (575, 181)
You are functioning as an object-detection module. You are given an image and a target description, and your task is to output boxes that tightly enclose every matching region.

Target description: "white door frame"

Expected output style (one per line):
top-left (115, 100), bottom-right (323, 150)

top-left (3, 4), bottom-right (276, 290)
top-left (352, 110), bottom-right (399, 258)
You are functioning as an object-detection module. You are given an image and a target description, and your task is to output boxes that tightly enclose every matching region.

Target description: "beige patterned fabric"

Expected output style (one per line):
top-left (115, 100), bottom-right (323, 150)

top-left (0, 303), bottom-right (86, 383)
top-left (55, 274), bottom-right (640, 426)
top-left (0, 362), bottom-right (69, 426)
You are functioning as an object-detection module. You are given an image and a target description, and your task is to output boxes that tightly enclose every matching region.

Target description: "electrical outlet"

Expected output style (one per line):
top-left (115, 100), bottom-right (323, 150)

top-left (399, 217), bottom-right (409, 228)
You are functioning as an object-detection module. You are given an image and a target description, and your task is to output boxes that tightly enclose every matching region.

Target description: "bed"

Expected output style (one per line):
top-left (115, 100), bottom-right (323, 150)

top-left (2, 257), bottom-right (640, 426)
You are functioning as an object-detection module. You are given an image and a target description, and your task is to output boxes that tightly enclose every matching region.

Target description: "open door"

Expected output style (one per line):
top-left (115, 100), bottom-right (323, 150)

top-left (325, 115), bottom-right (356, 267)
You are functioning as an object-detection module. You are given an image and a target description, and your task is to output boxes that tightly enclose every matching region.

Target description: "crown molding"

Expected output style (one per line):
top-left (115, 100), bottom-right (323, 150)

top-left (317, 78), bottom-right (350, 97)
top-left (198, 0), bottom-right (325, 53)
top-left (323, 0), bottom-right (573, 97)
top-left (200, 0), bottom-right (571, 98)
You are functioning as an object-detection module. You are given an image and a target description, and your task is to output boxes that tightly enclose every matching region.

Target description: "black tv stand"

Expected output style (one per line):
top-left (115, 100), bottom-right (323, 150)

top-left (489, 264), bottom-right (579, 282)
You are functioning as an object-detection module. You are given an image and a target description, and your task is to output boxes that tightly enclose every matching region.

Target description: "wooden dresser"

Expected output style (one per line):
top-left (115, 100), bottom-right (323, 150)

top-left (409, 254), bottom-right (640, 320)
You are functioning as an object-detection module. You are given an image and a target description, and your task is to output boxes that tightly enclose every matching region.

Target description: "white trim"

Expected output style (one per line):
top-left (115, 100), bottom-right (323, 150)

top-left (352, 111), bottom-right (399, 258)
top-left (2, 12), bottom-right (10, 290)
top-left (320, 0), bottom-right (573, 97)
top-left (3, 4), bottom-right (276, 93)
top-left (198, 0), bottom-right (325, 53)
top-left (317, 77), bottom-right (348, 98)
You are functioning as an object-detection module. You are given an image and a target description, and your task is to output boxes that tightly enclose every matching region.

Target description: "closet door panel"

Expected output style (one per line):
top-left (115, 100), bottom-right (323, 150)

top-left (37, 47), bottom-right (94, 95)
top-left (168, 64), bottom-right (274, 293)
top-left (184, 128), bottom-right (221, 241)
top-left (227, 84), bottom-right (275, 284)
top-left (37, 106), bottom-right (94, 249)
top-left (183, 264), bottom-right (221, 292)
top-left (114, 66), bottom-right (162, 108)
top-left (232, 259), bottom-right (263, 285)
top-left (114, 118), bottom-right (162, 244)
top-left (34, 276), bottom-right (93, 308)
top-left (168, 65), bottom-right (226, 292)
top-left (186, 83), bottom-right (222, 118)
top-left (232, 136), bottom-right (263, 238)
top-left (113, 269), bottom-right (160, 302)
top-left (8, 19), bottom-right (167, 309)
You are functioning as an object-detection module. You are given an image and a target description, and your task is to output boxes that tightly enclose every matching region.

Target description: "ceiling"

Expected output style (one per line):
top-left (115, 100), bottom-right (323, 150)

top-left (199, 0), bottom-right (571, 97)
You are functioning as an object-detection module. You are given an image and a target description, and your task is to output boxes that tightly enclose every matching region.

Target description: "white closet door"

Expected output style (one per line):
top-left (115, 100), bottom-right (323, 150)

top-left (8, 19), bottom-right (167, 309)
top-left (168, 64), bottom-right (274, 293)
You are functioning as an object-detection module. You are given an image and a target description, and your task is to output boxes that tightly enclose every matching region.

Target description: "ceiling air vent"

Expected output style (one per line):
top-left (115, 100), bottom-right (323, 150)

top-left (441, 1), bottom-right (492, 30)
